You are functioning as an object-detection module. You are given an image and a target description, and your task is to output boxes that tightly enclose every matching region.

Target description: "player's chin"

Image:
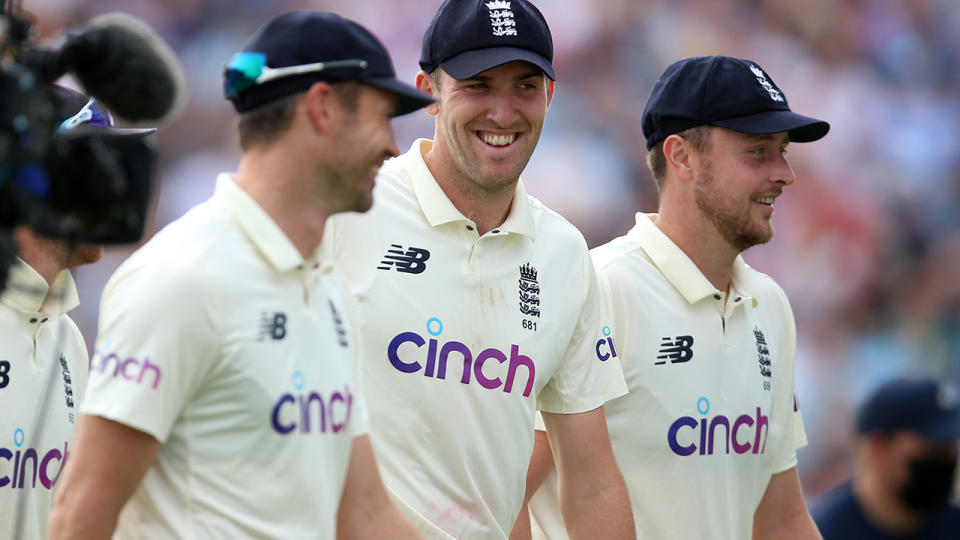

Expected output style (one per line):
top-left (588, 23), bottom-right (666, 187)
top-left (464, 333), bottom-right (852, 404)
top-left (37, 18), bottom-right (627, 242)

top-left (71, 245), bottom-right (105, 266)
top-left (745, 227), bottom-right (774, 247)
top-left (353, 192), bottom-right (374, 214)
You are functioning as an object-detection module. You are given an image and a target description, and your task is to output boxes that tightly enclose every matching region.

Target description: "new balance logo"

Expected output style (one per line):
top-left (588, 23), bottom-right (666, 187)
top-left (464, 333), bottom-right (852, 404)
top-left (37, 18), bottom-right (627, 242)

top-left (0, 360), bottom-right (9, 389)
top-left (259, 312), bottom-right (288, 341)
top-left (656, 335), bottom-right (694, 365)
top-left (377, 244), bottom-right (430, 274)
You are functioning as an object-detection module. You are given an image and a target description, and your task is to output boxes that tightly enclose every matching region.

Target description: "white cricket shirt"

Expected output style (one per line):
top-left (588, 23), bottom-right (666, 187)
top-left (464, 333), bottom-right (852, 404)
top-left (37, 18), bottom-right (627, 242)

top-left (325, 139), bottom-right (627, 539)
top-left (82, 175), bottom-right (368, 539)
top-left (1, 259), bottom-right (88, 540)
top-left (529, 213), bottom-right (807, 540)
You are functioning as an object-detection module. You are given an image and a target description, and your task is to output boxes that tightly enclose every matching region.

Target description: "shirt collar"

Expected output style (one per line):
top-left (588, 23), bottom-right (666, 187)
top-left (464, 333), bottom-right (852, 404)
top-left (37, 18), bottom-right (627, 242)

top-left (399, 139), bottom-right (536, 239)
top-left (1, 257), bottom-right (79, 316)
top-left (213, 173), bottom-right (309, 273)
top-left (628, 213), bottom-right (757, 306)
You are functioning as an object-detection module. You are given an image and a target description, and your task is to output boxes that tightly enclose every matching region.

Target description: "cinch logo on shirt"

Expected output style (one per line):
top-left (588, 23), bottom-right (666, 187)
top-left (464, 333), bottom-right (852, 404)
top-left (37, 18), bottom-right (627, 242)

top-left (595, 325), bottom-right (618, 362)
top-left (667, 397), bottom-right (769, 456)
top-left (270, 371), bottom-right (354, 435)
top-left (0, 428), bottom-right (70, 490)
top-left (90, 348), bottom-right (162, 390)
top-left (387, 317), bottom-right (536, 397)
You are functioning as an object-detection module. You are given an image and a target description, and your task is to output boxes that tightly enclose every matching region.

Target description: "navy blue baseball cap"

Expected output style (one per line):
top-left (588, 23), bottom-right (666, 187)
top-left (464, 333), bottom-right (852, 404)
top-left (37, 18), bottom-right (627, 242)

top-left (641, 55), bottom-right (829, 150)
top-left (225, 11), bottom-right (433, 116)
top-left (856, 378), bottom-right (960, 442)
top-left (420, 0), bottom-right (555, 81)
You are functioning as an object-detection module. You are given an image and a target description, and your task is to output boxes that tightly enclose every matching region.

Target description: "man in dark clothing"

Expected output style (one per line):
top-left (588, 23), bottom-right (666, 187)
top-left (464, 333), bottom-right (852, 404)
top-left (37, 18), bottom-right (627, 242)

top-left (813, 377), bottom-right (960, 539)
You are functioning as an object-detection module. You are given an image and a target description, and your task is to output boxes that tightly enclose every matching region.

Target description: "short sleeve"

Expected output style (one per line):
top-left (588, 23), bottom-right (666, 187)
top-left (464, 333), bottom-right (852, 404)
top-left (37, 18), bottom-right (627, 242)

top-left (81, 256), bottom-right (220, 443)
top-left (771, 285), bottom-right (804, 473)
top-left (537, 247), bottom-right (627, 413)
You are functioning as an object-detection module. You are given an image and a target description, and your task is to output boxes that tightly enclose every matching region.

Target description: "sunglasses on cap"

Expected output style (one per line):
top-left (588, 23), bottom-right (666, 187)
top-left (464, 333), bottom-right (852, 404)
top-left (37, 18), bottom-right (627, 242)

top-left (59, 98), bottom-right (114, 131)
top-left (223, 52), bottom-right (369, 99)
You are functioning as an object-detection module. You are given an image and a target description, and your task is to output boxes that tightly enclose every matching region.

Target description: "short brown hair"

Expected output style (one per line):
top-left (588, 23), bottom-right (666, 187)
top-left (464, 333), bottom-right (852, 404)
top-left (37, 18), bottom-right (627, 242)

top-left (645, 125), bottom-right (712, 192)
top-left (236, 82), bottom-right (363, 150)
top-left (237, 93), bottom-right (301, 150)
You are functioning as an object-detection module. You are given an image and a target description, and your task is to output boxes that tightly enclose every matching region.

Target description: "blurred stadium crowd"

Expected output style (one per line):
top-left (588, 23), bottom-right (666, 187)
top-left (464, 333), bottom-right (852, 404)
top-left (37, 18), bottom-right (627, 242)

top-left (25, 0), bottom-right (960, 503)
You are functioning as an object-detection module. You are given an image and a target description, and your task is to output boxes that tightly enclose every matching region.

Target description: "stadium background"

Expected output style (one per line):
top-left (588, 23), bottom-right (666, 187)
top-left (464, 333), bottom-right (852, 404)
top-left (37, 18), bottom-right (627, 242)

top-left (26, 0), bottom-right (960, 504)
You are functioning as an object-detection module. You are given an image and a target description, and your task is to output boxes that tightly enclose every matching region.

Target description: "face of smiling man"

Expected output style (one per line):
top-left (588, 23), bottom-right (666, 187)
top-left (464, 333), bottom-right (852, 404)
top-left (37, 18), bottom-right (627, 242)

top-left (690, 127), bottom-right (796, 252)
top-left (421, 61), bottom-right (554, 198)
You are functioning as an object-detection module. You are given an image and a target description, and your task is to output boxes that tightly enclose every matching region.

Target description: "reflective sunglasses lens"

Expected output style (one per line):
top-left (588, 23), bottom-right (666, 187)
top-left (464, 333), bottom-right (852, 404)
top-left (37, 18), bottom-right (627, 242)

top-left (224, 52), bottom-right (267, 98)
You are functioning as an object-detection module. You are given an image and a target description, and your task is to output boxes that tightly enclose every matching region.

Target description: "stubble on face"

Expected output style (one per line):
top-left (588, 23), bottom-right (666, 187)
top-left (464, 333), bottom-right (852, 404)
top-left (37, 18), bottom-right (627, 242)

top-left (693, 157), bottom-right (774, 253)
top-left (323, 86), bottom-right (398, 215)
top-left (431, 64), bottom-right (549, 198)
top-left (436, 108), bottom-right (535, 195)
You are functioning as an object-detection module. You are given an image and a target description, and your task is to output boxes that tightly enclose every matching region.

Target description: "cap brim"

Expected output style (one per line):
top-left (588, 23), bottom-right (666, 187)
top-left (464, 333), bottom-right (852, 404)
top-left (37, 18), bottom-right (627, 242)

top-left (713, 110), bottom-right (830, 143)
top-left (103, 127), bottom-right (158, 137)
top-left (364, 77), bottom-right (435, 117)
top-left (440, 47), bottom-right (555, 81)
top-left (918, 413), bottom-right (960, 442)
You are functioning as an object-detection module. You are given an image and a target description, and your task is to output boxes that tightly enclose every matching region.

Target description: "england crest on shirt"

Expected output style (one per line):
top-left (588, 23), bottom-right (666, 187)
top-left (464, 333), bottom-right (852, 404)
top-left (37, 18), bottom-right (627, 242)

top-left (754, 326), bottom-right (772, 390)
top-left (519, 263), bottom-right (541, 320)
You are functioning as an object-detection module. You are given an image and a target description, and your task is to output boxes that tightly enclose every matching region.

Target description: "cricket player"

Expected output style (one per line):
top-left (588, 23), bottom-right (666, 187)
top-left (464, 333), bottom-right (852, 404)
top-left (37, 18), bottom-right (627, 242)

top-left (0, 86), bottom-right (153, 540)
top-left (527, 55), bottom-right (830, 539)
top-left (324, 1), bottom-right (633, 538)
top-left (47, 12), bottom-right (432, 539)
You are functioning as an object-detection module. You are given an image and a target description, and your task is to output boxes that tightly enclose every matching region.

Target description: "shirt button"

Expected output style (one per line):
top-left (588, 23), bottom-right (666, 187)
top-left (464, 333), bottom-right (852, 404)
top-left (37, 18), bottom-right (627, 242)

top-left (41, 317), bottom-right (48, 323)
top-left (713, 294), bottom-right (721, 300)
top-left (492, 229), bottom-right (500, 234)
top-left (29, 318), bottom-right (38, 323)
top-left (466, 225), bottom-right (475, 231)
top-left (735, 297), bottom-right (741, 302)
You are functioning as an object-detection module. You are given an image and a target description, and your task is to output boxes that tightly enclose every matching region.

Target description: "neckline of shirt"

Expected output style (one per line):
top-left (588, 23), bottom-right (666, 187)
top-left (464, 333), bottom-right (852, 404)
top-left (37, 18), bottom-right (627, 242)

top-left (629, 213), bottom-right (758, 307)
top-left (0, 257), bottom-right (79, 317)
top-left (397, 138), bottom-right (537, 239)
top-left (213, 173), bottom-right (328, 274)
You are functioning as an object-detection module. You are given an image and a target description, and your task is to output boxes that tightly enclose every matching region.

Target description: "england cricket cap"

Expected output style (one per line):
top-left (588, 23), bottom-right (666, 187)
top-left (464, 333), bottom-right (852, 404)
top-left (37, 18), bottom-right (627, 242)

top-left (641, 55), bottom-right (829, 150)
top-left (420, 0), bottom-right (555, 81)
top-left (52, 85), bottom-right (156, 137)
top-left (226, 11), bottom-right (433, 116)
top-left (856, 378), bottom-right (960, 442)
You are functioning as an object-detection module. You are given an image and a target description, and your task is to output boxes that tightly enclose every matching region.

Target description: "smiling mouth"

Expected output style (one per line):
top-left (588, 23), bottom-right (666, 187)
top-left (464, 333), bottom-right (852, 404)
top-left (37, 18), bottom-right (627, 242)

top-left (755, 196), bottom-right (775, 206)
top-left (478, 131), bottom-right (518, 147)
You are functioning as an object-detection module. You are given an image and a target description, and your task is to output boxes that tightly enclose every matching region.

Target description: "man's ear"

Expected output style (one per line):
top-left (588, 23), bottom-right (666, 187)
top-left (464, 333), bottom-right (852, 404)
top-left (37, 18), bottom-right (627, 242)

top-left (302, 81), bottom-right (339, 134)
top-left (545, 78), bottom-right (556, 108)
top-left (415, 70), bottom-right (440, 116)
top-left (663, 134), bottom-right (694, 182)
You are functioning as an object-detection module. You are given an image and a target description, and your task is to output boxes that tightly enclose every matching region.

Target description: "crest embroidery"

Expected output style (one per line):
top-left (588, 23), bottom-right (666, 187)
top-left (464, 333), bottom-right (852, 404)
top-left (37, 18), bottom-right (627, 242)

top-left (749, 64), bottom-right (784, 102)
top-left (486, 1), bottom-right (518, 37)
top-left (754, 326), bottom-right (772, 390)
top-left (519, 263), bottom-right (540, 319)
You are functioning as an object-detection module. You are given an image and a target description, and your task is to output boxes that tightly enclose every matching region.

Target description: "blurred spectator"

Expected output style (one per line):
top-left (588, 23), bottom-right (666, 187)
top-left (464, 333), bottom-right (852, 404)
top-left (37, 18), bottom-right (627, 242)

top-left (812, 377), bottom-right (960, 539)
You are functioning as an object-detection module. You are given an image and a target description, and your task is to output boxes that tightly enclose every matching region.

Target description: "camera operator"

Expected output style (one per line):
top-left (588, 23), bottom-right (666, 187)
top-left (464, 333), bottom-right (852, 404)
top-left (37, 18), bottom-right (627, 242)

top-left (0, 85), bottom-right (154, 540)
